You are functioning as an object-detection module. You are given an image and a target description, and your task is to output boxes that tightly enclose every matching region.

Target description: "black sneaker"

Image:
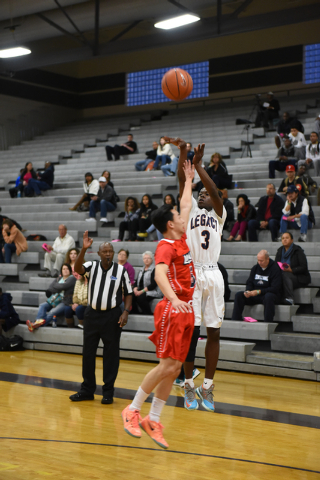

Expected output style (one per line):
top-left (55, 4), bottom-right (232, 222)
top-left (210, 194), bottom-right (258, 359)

top-left (51, 271), bottom-right (59, 278)
top-left (69, 392), bottom-right (94, 402)
top-left (101, 397), bottom-right (113, 405)
top-left (38, 270), bottom-right (51, 278)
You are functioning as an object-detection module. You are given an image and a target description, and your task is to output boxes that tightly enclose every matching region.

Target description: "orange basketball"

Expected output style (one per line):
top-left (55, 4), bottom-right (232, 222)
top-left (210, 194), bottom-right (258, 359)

top-left (161, 68), bottom-right (193, 101)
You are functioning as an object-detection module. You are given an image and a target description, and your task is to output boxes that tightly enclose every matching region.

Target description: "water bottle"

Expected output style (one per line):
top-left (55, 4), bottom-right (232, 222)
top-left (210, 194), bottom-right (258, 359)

top-left (234, 181), bottom-right (238, 189)
top-left (52, 315), bottom-right (57, 328)
top-left (17, 191), bottom-right (21, 198)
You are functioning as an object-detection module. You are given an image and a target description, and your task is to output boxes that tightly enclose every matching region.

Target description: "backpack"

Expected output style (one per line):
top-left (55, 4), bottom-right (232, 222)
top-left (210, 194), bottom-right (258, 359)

top-left (26, 234), bottom-right (47, 241)
top-left (0, 334), bottom-right (24, 351)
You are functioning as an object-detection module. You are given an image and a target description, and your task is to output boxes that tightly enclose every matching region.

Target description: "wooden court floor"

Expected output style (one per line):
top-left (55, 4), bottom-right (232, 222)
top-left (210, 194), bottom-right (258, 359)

top-left (0, 350), bottom-right (320, 480)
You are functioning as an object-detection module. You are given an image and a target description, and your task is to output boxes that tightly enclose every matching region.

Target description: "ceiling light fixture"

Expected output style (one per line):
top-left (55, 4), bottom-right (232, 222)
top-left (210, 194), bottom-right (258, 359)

top-left (154, 14), bottom-right (200, 30)
top-left (0, 47), bottom-right (31, 58)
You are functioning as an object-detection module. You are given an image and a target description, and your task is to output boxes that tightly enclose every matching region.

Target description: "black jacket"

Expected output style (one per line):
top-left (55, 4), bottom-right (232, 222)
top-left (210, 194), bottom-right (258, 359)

top-left (223, 198), bottom-right (235, 223)
top-left (39, 164), bottom-right (54, 188)
top-left (218, 262), bottom-right (231, 302)
top-left (255, 195), bottom-right (284, 223)
top-left (246, 259), bottom-right (282, 298)
top-left (207, 164), bottom-right (229, 180)
top-left (237, 204), bottom-right (256, 223)
top-left (0, 292), bottom-right (20, 331)
top-left (19, 168), bottom-right (37, 185)
top-left (145, 148), bottom-right (157, 161)
top-left (275, 244), bottom-right (311, 285)
top-left (97, 184), bottom-right (117, 207)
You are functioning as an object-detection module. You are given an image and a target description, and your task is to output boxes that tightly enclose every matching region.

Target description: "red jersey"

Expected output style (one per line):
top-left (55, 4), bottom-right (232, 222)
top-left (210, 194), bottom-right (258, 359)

top-left (155, 233), bottom-right (196, 301)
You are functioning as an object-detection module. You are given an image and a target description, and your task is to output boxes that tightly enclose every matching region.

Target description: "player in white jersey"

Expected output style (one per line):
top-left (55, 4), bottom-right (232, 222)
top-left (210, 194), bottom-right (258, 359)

top-left (164, 137), bottom-right (226, 412)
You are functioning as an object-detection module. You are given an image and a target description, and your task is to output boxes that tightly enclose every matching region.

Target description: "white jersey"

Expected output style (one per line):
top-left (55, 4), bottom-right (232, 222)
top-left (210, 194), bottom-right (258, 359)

top-left (186, 197), bottom-right (226, 265)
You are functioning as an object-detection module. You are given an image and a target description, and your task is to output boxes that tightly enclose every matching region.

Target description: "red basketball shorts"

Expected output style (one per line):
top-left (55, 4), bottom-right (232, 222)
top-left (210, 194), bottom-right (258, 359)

top-left (149, 298), bottom-right (194, 362)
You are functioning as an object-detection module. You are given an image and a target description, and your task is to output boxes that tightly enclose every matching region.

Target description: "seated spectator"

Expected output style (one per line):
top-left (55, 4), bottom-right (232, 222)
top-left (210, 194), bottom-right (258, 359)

top-left (24, 162), bottom-right (54, 197)
top-left (101, 170), bottom-right (114, 189)
top-left (27, 263), bottom-right (76, 331)
top-left (9, 169), bottom-right (24, 198)
top-left (132, 251), bottom-right (162, 315)
top-left (65, 248), bottom-right (80, 277)
top-left (106, 133), bottom-right (137, 161)
top-left (152, 137), bottom-right (175, 170)
top-left (117, 249), bottom-right (135, 285)
top-left (297, 165), bottom-right (317, 194)
top-left (288, 126), bottom-right (307, 158)
top-left (220, 189), bottom-right (235, 232)
top-left (203, 153), bottom-right (232, 190)
top-left (139, 194), bottom-right (176, 240)
top-left (226, 194), bottom-right (256, 241)
top-left (275, 232), bottom-right (311, 305)
top-left (0, 219), bottom-right (28, 264)
top-left (69, 172), bottom-right (99, 211)
top-left (161, 141), bottom-right (194, 177)
top-left (275, 112), bottom-right (304, 148)
top-left (38, 225), bottom-right (75, 277)
top-left (231, 250), bottom-right (282, 322)
top-left (112, 196), bottom-right (140, 242)
top-left (0, 288), bottom-right (19, 334)
top-left (269, 137), bottom-right (301, 179)
top-left (248, 184), bottom-right (284, 242)
top-left (64, 275), bottom-right (88, 328)
top-left (86, 176), bottom-right (116, 225)
top-left (19, 162), bottom-right (37, 197)
top-left (298, 132), bottom-right (320, 175)
top-left (255, 92), bottom-right (280, 128)
top-left (278, 165), bottom-right (308, 197)
top-left (279, 185), bottom-right (314, 242)
top-left (130, 194), bottom-right (158, 239)
top-left (135, 141), bottom-right (158, 171)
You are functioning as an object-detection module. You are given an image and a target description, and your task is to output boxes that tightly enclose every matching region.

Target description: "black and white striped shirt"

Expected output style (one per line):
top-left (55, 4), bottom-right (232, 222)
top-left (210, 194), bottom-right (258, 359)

top-left (83, 261), bottom-right (132, 311)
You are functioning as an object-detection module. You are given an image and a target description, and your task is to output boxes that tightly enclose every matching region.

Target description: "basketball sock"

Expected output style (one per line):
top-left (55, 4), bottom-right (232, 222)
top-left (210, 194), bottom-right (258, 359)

top-left (129, 386), bottom-right (149, 411)
top-left (149, 397), bottom-right (166, 423)
top-left (203, 378), bottom-right (213, 389)
top-left (185, 378), bottom-right (194, 388)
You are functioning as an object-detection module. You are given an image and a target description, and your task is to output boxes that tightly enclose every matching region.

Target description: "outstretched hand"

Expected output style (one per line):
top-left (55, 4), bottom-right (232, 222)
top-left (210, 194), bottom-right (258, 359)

top-left (83, 230), bottom-right (93, 250)
top-left (193, 144), bottom-right (205, 166)
top-left (163, 136), bottom-right (186, 149)
top-left (182, 160), bottom-right (195, 182)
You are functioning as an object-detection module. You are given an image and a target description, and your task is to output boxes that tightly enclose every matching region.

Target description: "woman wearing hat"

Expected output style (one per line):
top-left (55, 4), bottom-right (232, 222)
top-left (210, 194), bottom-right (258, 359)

top-left (69, 173), bottom-right (99, 211)
top-left (226, 194), bottom-right (256, 241)
top-left (86, 176), bottom-right (117, 224)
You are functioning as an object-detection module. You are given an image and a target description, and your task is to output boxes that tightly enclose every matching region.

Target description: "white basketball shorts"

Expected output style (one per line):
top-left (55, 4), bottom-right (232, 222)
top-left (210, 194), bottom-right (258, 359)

top-left (193, 265), bottom-right (225, 329)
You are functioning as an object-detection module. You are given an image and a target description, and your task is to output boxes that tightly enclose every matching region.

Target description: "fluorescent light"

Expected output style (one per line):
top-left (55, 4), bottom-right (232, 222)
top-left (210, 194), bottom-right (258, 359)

top-left (155, 14), bottom-right (200, 30)
top-left (0, 47), bottom-right (31, 58)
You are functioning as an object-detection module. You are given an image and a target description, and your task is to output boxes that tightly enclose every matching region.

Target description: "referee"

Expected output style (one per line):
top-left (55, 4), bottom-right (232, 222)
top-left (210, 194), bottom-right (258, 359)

top-left (69, 231), bottom-right (132, 404)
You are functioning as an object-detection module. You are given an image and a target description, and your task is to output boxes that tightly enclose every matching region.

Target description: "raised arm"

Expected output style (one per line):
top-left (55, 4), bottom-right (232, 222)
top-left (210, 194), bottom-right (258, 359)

top-left (180, 160), bottom-right (195, 227)
top-left (163, 136), bottom-right (187, 199)
top-left (192, 144), bottom-right (223, 218)
top-left (74, 231), bottom-right (93, 275)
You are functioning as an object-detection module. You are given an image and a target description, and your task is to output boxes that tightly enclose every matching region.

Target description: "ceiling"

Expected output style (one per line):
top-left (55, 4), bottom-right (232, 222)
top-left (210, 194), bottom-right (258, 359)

top-left (0, 0), bottom-right (319, 75)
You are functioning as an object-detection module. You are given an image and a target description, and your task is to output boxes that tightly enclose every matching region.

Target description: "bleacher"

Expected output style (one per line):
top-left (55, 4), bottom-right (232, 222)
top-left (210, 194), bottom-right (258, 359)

top-left (1, 93), bottom-right (319, 382)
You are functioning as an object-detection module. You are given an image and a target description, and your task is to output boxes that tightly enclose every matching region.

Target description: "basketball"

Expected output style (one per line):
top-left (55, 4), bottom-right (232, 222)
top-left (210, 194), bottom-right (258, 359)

top-left (161, 68), bottom-right (193, 101)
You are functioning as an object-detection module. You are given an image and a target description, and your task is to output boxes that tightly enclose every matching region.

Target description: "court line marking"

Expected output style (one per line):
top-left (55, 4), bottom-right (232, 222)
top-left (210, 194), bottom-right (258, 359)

top-left (0, 437), bottom-right (319, 475)
top-left (1, 371), bottom-right (320, 430)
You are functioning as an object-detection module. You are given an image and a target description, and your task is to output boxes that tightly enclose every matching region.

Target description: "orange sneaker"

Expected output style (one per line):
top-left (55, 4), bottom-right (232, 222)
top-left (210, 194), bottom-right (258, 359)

top-left (26, 320), bottom-right (34, 332)
top-left (121, 405), bottom-right (142, 438)
top-left (140, 415), bottom-right (169, 449)
top-left (32, 319), bottom-right (46, 330)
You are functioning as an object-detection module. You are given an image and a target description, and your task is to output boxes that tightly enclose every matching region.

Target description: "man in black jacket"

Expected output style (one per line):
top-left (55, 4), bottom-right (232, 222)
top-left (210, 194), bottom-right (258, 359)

top-left (135, 141), bottom-right (158, 171)
top-left (232, 250), bottom-right (282, 322)
top-left (255, 92), bottom-right (280, 128)
top-left (106, 133), bottom-right (137, 161)
top-left (0, 288), bottom-right (20, 334)
top-left (86, 177), bottom-right (116, 225)
top-left (24, 162), bottom-right (54, 196)
top-left (269, 138), bottom-right (302, 179)
top-left (275, 232), bottom-right (311, 305)
top-left (248, 184), bottom-right (284, 241)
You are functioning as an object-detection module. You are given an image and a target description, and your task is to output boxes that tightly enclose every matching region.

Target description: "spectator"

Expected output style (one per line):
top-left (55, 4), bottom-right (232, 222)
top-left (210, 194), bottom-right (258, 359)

top-left (269, 137), bottom-right (301, 179)
top-left (218, 262), bottom-right (231, 302)
top-left (132, 251), bottom-right (162, 314)
top-left (275, 112), bottom-right (304, 147)
top-left (288, 126), bottom-right (307, 158)
top-left (106, 133), bottom-right (137, 161)
top-left (220, 189), bottom-right (234, 233)
top-left (86, 176), bottom-right (116, 225)
top-left (231, 250), bottom-right (282, 322)
top-left (0, 288), bottom-right (20, 334)
top-left (297, 164), bottom-right (317, 194)
top-left (161, 141), bottom-right (194, 177)
top-left (38, 224), bottom-right (75, 277)
top-left (279, 185), bottom-right (314, 242)
top-left (315, 114), bottom-right (320, 137)
top-left (255, 92), bottom-right (280, 128)
top-left (101, 170), bottom-right (114, 189)
top-left (117, 249), bottom-right (135, 285)
top-left (275, 232), bottom-right (311, 305)
top-left (24, 162), bottom-right (54, 197)
top-left (152, 137), bottom-right (175, 170)
top-left (176, 193), bottom-right (181, 213)
top-left (69, 172), bottom-right (99, 211)
top-left (0, 219), bottom-right (28, 264)
top-left (298, 132), bottom-right (320, 175)
top-left (19, 162), bottom-right (37, 197)
top-left (139, 194), bottom-right (177, 240)
top-left (130, 194), bottom-right (158, 239)
top-left (27, 263), bottom-right (76, 331)
top-left (9, 168), bottom-right (24, 198)
top-left (204, 153), bottom-right (232, 190)
top-left (64, 275), bottom-right (88, 328)
top-left (112, 196), bottom-right (140, 243)
top-left (226, 194), bottom-right (256, 242)
top-left (64, 248), bottom-right (81, 277)
top-left (248, 184), bottom-right (284, 242)
top-left (278, 165), bottom-right (308, 197)
top-left (135, 141), bottom-right (158, 171)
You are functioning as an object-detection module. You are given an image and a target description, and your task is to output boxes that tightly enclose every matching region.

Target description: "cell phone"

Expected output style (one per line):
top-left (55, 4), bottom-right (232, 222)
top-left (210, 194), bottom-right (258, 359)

top-left (282, 263), bottom-right (289, 269)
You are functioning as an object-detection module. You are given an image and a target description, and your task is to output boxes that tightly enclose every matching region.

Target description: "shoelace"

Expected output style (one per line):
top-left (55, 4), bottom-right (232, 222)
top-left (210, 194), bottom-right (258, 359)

top-left (185, 384), bottom-right (196, 402)
top-left (129, 410), bottom-right (140, 428)
top-left (203, 385), bottom-right (214, 403)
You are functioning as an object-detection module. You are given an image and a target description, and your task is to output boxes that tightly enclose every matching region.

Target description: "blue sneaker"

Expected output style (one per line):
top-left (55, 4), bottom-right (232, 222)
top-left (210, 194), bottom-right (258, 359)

top-left (184, 383), bottom-right (198, 410)
top-left (173, 378), bottom-right (185, 387)
top-left (196, 385), bottom-right (215, 412)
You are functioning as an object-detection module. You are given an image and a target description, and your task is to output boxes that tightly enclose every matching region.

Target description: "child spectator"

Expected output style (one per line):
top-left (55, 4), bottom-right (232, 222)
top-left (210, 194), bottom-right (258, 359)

top-left (226, 194), bottom-right (256, 241)
top-left (112, 196), bottom-right (140, 242)
top-left (0, 219), bottom-right (28, 263)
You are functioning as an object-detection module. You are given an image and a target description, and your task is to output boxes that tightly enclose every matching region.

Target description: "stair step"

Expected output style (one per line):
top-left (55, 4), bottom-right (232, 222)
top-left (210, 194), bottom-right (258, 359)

top-left (246, 351), bottom-right (314, 370)
top-left (270, 332), bottom-right (320, 354)
top-left (292, 315), bottom-right (320, 334)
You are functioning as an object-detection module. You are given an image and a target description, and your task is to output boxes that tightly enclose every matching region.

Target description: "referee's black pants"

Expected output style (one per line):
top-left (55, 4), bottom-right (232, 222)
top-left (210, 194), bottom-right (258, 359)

top-left (80, 306), bottom-right (122, 398)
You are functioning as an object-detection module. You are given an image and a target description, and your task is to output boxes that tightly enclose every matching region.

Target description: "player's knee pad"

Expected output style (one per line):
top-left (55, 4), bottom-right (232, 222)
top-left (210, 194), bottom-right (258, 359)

top-left (185, 326), bottom-right (200, 362)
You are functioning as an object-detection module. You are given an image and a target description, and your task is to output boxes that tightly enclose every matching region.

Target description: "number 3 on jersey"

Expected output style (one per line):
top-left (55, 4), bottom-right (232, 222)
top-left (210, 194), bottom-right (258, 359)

top-left (201, 230), bottom-right (210, 250)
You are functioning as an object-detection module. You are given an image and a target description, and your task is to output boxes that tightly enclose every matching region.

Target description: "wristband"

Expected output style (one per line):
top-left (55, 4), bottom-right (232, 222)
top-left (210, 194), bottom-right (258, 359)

top-left (124, 308), bottom-right (130, 314)
top-left (256, 290), bottom-right (260, 295)
top-left (142, 288), bottom-right (146, 293)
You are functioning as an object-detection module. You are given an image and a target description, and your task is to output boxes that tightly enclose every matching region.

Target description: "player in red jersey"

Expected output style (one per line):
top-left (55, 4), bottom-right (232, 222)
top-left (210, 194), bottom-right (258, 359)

top-left (122, 159), bottom-right (196, 449)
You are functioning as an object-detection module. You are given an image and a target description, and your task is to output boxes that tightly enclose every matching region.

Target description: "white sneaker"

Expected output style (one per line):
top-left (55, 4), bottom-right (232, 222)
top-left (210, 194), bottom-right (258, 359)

top-left (86, 217), bottom-right (96, 222)
top-left (100, 217), bottom-right (108, 223)
top-left (298, 234), bottom-right (307, 242)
